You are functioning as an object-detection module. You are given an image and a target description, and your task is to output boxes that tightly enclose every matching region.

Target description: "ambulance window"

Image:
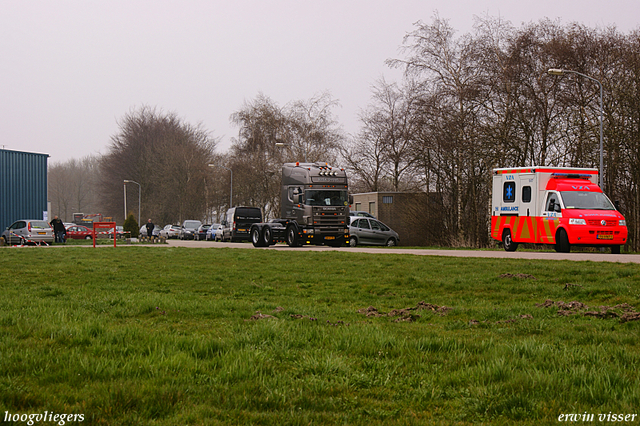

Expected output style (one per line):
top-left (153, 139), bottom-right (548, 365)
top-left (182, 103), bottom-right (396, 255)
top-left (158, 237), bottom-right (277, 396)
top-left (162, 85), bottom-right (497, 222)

top-left (503, 182), bottom-right (516, 203)
top-left (522, 186), bottom-right (531, 203)
top-left (545, 193), bottom-right (559, 212)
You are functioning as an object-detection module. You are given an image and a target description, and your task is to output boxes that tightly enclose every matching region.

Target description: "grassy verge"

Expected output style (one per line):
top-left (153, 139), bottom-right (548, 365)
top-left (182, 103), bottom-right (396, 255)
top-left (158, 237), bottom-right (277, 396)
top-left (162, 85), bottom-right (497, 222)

top-left (1, 246), bottom-right (639, 425)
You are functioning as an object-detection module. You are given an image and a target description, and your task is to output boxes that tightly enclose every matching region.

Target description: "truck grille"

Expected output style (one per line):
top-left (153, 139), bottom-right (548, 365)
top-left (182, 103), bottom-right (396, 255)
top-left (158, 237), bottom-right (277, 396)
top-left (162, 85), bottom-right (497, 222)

top-left (312, 208), bottom-right (347, 228)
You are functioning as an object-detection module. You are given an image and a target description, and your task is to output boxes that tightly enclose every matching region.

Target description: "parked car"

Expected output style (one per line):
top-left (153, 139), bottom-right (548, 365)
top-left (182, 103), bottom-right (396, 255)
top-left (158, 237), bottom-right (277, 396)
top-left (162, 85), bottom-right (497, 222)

top-left (1, 219), bottom-right (54, 245)
top-left (349, 211), bottom-right (376, 219)
top-left (179, 220), bottom-right (202, 240)
top-left (206, 223), bottom-right (223, 241)
top-left (222, 207), bottom-right (262, 242)
top-left (139, 225), bottom-right (161, 238)
top-left (194, 224), bottom-right (211, 240)
top-left (159, 224), bottom-right (181, 239)
top-left (66, 225), bottom-right (95, 240)
top-left (348, 217), bottom-right (399, 247)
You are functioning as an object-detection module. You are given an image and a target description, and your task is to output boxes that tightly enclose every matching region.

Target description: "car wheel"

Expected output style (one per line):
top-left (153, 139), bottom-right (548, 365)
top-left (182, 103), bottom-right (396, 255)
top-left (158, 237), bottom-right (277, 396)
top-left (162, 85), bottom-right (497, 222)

top-left (262, 226), bottom-right (272, 246)
top-left (85, 235), bottom-right (92, 240)
top-left (555, 228), bottom-right (570, 253)
top-left (349, 236), bottom-right (357, 247)
top-left (386, 238), bottom-right (397, 247)
top-left (251, 227), bottom-right (265, 247)
top-left (502, 229), bottom-right (518, 252)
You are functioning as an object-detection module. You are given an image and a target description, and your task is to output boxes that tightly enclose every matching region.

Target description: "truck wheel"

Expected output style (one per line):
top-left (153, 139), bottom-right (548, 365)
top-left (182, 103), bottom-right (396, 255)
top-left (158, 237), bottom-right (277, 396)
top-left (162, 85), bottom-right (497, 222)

top-left (262, 226), bottom-right (272, 246)
top-left (612, 245), bottom-right (621, 254)
top-left (502, 229), bottom-right (518, 252)
top-left (286, 224), bottom-right (301, 247)
top-left (251, 227), bottom-right (266, 247)
top-left (555, 228), bottom-right (570, 253)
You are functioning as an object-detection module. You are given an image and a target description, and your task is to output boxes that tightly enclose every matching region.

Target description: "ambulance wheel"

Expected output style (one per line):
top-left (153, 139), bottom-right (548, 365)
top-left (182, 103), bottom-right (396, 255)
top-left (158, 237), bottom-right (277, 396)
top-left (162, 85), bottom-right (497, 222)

top-left (611, 245), bottom-right (621, 254)
top-left (555, 229), bottom-right (570, 253)
top-left (502, 229), bottom-right (518, 252)
top-left (251, 227), bottom-right (266, 247)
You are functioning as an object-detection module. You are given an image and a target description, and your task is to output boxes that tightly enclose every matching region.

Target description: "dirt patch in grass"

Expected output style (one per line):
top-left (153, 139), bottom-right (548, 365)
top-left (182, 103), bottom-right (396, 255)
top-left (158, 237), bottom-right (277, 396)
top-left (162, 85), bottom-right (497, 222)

top-left (357, 301), bottom-right (452, 322)
top-left (499, 273), bottom-right (536, 279)
top-left (536, 299), bottom-right (640, 322)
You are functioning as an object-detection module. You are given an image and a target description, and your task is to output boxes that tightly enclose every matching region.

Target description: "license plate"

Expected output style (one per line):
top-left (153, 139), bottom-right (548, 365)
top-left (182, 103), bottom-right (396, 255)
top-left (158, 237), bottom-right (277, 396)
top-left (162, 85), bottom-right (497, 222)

top-left (597, 234), bottom-right (614, 240)
top-left (37, 232), bottom-right (46, 235)
top-left (324, 236), bottom-right (335, 240)
top-left (238, 229), bottom-right (246, 232)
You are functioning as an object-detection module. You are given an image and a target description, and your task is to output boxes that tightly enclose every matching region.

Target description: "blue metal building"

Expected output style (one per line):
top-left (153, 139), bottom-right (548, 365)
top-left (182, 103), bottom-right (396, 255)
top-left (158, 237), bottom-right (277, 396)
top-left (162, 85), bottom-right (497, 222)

top-left (0, 149), bottom-right (49, 231)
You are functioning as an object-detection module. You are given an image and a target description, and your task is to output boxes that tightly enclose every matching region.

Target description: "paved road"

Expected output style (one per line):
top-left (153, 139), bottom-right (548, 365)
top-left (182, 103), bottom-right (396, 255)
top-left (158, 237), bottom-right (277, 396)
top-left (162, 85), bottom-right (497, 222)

top-left (165, 239), bottom-right (640, 264)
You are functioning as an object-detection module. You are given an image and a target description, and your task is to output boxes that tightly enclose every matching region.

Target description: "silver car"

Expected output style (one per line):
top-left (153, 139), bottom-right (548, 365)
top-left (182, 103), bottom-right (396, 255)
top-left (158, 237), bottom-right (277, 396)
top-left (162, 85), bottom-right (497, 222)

top-left (159, 224), bottom-right (181, 239)
top-left (348, 217), bottom-right (399, 247)
top-left (2, 219), bottom-right (54, 245)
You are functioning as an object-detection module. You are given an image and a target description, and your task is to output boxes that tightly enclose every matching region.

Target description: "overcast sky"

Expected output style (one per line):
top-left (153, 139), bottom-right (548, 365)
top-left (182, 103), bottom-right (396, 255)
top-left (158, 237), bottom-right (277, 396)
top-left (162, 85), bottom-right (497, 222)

top-left (1, 0), bottom-right (638, 164)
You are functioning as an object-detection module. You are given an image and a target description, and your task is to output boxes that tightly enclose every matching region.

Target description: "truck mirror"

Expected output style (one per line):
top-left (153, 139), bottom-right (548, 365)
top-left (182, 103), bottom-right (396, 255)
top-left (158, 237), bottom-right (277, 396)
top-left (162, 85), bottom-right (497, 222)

top-left (293, 194), bottom-right (303, 204)
top-left (554, 203), bottom-right (562, 213)
top-left (348, 194), bottom-right (354, 205)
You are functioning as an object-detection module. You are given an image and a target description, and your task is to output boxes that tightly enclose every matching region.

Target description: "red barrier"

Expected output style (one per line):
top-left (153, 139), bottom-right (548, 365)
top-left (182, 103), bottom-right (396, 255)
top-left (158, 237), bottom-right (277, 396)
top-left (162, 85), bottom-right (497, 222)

top-left (93, 222), bottom-right (117, 247)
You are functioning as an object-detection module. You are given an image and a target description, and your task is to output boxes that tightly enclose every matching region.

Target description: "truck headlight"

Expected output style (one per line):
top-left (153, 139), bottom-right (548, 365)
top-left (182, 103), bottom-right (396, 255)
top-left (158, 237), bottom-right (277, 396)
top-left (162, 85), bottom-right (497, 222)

top-left (619, 219), bottom-right (627, 226)
top-left (569, 218), bottom-right (587, 225)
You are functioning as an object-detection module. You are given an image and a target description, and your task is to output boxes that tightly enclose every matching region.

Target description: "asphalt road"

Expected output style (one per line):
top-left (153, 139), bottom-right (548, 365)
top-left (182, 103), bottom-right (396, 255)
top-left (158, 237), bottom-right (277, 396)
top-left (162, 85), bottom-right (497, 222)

top-left (165, 239), bottom-right (640, 264)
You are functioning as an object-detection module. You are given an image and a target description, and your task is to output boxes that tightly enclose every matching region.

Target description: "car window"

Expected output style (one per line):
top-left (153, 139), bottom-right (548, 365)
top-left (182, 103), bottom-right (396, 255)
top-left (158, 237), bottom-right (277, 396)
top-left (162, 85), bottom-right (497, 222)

top-left (31, 221), bottom-right (50, 229)
top-left (371, 220), bottom-right (382, 231)
top-left (378, 222), bottom-right (390, 232)
top-left (357, 219), bottom-right (370, 229)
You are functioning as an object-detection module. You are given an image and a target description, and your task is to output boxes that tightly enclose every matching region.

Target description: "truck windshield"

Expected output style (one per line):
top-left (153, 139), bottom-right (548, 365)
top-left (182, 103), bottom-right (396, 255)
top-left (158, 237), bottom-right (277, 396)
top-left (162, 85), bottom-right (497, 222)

top-left (305, 190), bottom-right (348, 206)
top-left (560, 191), bottom-right (615, 210)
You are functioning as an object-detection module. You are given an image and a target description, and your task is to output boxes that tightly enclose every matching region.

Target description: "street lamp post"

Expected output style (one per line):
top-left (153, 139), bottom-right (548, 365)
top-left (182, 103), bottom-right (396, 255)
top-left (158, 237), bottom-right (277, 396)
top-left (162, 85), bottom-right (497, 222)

top-left (208, 164), bottom-right (233, 209)
top-left (123, 180), bottom-right (141, 225)
top-left (547, 68), bottom-right (604, 188)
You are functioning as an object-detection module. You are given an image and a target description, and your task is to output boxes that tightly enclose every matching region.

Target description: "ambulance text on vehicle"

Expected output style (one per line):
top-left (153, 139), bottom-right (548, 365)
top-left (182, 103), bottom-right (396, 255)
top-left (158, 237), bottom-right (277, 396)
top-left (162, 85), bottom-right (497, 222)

top-left (491, 167), bottom-right (627, 253)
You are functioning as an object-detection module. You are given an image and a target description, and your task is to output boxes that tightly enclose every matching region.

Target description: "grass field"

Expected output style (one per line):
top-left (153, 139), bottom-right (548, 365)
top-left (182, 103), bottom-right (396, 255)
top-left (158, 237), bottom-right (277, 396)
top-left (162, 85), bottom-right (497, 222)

top-left (1, 245), bottom-right (639, 425)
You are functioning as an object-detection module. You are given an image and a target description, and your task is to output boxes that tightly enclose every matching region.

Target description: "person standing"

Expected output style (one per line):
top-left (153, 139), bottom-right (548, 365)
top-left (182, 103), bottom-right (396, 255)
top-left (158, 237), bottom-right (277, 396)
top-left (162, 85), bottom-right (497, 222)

top-left (50, 215), bottom-right (66, 243)
top-left (145, 219), bottom-right (155, 240)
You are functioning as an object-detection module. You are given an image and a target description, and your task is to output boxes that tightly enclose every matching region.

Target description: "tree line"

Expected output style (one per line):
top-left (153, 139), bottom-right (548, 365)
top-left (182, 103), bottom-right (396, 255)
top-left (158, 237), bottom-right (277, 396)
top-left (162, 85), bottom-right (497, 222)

top-left (48, 16), bottom-right (640, 249)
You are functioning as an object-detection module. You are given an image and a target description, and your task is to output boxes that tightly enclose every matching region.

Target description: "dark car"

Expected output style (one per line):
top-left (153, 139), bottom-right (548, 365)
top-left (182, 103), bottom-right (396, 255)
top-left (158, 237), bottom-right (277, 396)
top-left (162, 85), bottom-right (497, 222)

top-left (194, 224), bottom-right (211, 241)
top-left (348, 217), bottom-right (399, 247)
top-left (222, 207), bottom-right (262, 242)
top-left (349, 211), bottom-right (376, 219)
top-left (179, 220), bottom-right (202, 240)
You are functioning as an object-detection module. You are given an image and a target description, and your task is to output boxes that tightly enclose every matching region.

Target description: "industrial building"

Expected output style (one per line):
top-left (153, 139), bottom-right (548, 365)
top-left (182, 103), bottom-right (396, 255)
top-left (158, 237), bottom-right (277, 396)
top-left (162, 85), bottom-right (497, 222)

top-left (0, 149), bottom-right (49, 231)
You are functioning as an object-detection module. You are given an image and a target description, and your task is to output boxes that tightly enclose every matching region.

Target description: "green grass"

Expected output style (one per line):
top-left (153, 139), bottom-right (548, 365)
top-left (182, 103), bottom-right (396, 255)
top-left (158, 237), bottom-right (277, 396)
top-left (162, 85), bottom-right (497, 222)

top-left (1, 246), bottom-right (639, 425)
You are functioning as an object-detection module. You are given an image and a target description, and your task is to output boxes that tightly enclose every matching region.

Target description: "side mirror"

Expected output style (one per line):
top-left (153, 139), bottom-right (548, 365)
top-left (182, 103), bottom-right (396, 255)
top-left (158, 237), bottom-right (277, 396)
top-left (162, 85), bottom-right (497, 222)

top-left (615, 200), bottom-right (621, 211)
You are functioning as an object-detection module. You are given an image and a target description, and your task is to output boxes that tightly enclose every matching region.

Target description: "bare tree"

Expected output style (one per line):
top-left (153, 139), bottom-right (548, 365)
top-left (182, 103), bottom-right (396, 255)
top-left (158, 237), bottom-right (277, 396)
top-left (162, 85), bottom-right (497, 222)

top-left (99, 106), bottom-right (217, 225)
top-left (48, 156), bottom-right (100, 221)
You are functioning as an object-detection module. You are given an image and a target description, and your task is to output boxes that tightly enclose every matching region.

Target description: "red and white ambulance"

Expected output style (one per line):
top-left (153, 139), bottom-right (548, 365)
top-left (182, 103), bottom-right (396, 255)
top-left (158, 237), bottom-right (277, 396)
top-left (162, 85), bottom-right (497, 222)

top-left (491, 167), bottom-right (627, 253)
